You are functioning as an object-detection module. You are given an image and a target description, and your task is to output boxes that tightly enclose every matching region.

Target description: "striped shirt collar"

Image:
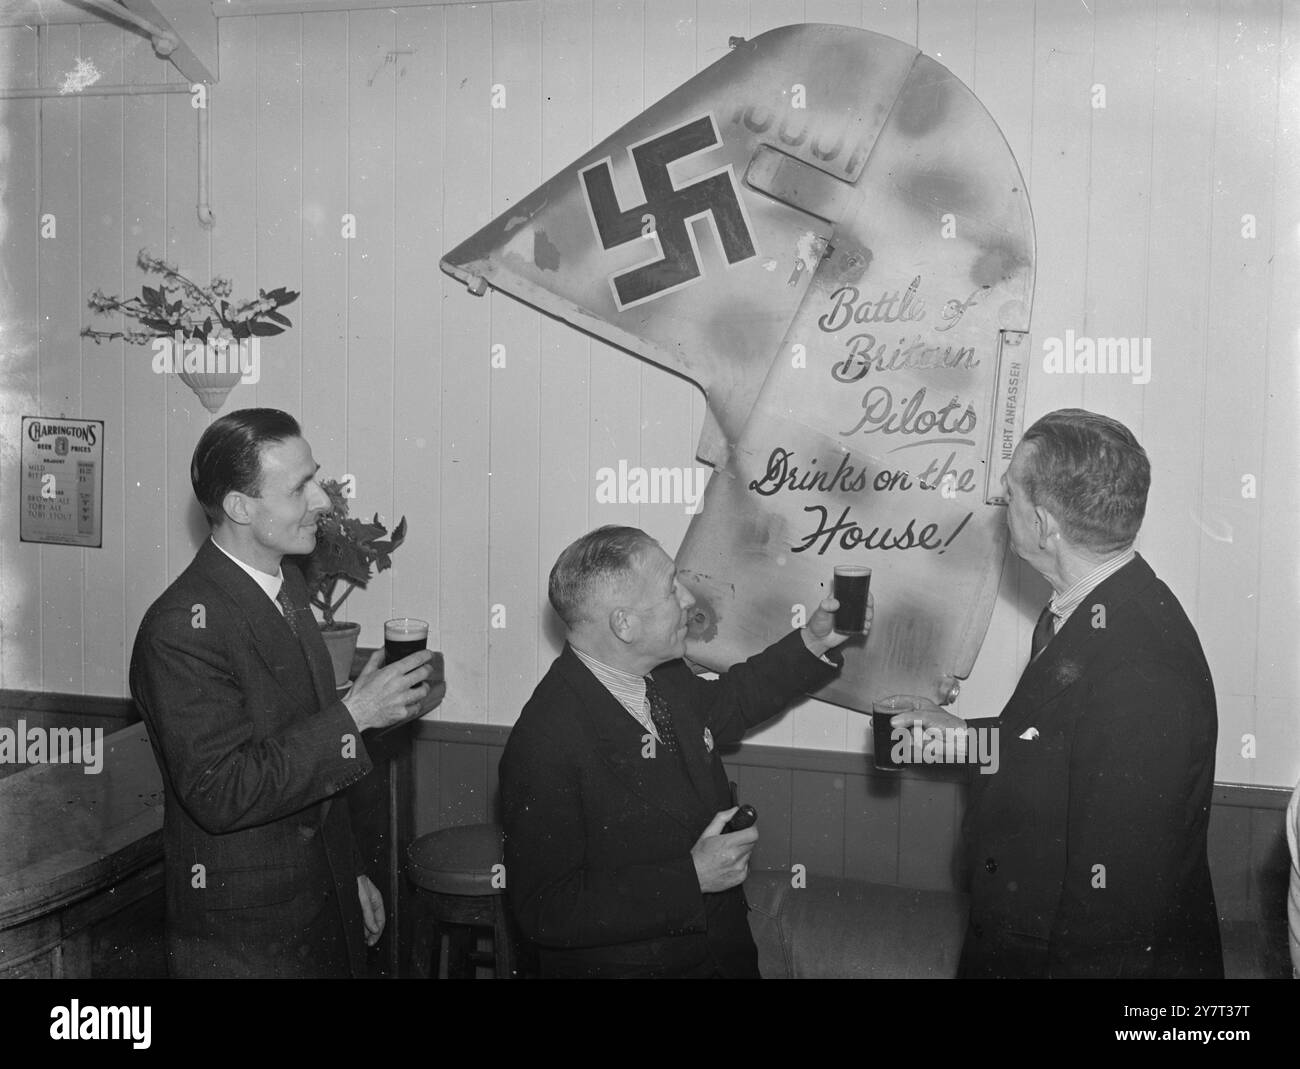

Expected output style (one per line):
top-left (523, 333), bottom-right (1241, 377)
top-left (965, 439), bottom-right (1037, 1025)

top-left (570, 645), bottom-right (657, 735)
top-left (1048, 547), bottom-right (1136, 630)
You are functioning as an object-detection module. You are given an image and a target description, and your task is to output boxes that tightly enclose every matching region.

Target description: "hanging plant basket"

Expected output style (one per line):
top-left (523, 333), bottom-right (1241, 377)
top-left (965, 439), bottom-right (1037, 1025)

top-left (81, 249), bottom-right (298, 413)
top-left (177, 368), bottom-right (243, 413)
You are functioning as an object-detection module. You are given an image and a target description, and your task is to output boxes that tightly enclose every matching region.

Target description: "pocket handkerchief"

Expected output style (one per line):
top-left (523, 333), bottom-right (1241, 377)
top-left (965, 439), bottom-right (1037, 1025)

top-left (1019, 727), bottom-right (1040, 741)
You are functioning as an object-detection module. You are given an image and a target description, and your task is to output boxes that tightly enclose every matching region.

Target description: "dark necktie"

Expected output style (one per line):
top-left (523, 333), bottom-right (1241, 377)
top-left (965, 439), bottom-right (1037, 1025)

top-left (276, 586), bottom-right (301, 637)
top-left (644, 675), bottom-right (680, 755)
top-left (1030, 604), bottom-right (1057, 662)
top-left (277, 584), bottom-right (333, 703)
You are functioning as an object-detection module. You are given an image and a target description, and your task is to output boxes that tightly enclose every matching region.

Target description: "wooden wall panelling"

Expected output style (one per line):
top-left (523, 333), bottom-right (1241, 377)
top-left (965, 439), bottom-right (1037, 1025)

top-left (846, 770), bottom-right (905, 883)
top-left (729, 761), bottom-right (794, 872)
top-left (532, 0), bottom-right (595, 678)
top-left (412, 734), bottom-right (438, 835)
top-left (120, 26), bottom-right (170, 693)
top-left (1196, 1), bottom-right (1280, 784)
top-left (412, 720), bottom-right (1292, 954)
top-left (78, 22), bottom-right (126, 697)
top-left (790, 767), bottom-right (847, 877)
top-left (957, 0), bottom-right (1038, 724)
top-left (1206, 799), bottom-right (1252, 921)
top-left (484, 741), bottom-right (505, 824)
top-left (436, 2), bottom-right (493, 720)
top-left (748, 0), bottom-right (798, 38)
top-left (862, 0), bottom-right (917, 43)
top-left (162, 36), bottom-right (211, 587)
top-left (1139, 1), bottom-right (1218, 628)
top-left (37, 23), bottom-right (85, 695)
top-left (1079, 0), bottom-right (1154, 438)
top-left (0, 28), bottom-right (40, 691)
top-left (344, 7), bottom-right (400, 650)
top-left (690, 0), bottom-right (743, 460)
top-left (977, 0), bottom-right (1094, 690)
top-left (299, 12), bottom-right (351, 478)
top-left (393, 6), bottom-right (446, 668)
top-left (587, 0), bottom-right (644, 536)
top-left (1252, 0), bottom-right (1300, 789)
top-left (485, 0), bottom-right (543, 726)
top-left (640, 0), bottom-right (698, 570)
top-left (1247, 806), bottom-right (1290, 978)
top-left (897, 773), bottom-right (962, 891)
top-left (253, 12), bottom-right (306, 417)
top-left (1, 1), bottom-right (1297, 793)
top-left (210, 14), bottom-right (259, 420)
top-left (1024, 0), bottom-right (1092, 425)
top-left (803, 0), bottom-right (861, 32)
top-left (436, 737), bottom-right (489, 827)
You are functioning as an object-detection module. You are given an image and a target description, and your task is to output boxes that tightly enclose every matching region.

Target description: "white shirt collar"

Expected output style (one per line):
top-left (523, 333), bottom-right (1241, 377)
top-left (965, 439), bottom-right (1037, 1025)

top-left (210, 535), bottom-right (284, 607)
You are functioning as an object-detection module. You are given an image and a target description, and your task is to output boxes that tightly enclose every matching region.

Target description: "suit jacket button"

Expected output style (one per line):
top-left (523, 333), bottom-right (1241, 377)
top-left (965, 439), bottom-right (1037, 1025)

top-left (984, 857), bottom-right (997, 873)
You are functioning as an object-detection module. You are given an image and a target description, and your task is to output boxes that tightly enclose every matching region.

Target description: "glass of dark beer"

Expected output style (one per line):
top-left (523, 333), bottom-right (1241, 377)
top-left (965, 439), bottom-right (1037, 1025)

top-left (384, 618), bottom-right (429, 666)
top-left (832, 565), bottom-right (871, 633)
top-left (871, 697), bottom-right (916, 772)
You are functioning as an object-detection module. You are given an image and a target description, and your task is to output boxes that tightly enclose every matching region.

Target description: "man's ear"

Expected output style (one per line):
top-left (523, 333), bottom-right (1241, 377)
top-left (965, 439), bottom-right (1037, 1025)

top-left (1035, 505), bottom-right (1059, 547)
top-left (222, 491), bottom-right (253, 528)
top-left (609, 606), bottom-right (636, 645)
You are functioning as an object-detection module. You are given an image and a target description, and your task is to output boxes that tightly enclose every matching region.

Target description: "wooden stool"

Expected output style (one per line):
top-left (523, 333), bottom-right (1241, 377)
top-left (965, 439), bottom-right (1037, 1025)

top-left (407, 823), bottom-right (516, 979)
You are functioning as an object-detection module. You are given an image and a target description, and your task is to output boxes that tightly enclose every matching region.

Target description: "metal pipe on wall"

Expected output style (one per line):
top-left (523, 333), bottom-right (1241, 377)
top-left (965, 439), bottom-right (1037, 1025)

top-left (0, 83), bottom-right (191, 99)
top-left (0, 80), bottom-right (214, 227)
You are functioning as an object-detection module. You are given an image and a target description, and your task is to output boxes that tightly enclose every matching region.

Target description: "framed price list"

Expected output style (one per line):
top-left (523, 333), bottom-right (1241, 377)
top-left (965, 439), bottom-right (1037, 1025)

top-left (19, 417), bottom-right (104, 548)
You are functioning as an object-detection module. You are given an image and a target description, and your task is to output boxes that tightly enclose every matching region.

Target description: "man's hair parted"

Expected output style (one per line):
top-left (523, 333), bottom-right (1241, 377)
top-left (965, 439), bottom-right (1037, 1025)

top-left (191, 408), bottom-right (302, 527)
top-left (1019, 408), bottom-right (1150, 553)
top-left (548, 525), bottom-right (658, 628)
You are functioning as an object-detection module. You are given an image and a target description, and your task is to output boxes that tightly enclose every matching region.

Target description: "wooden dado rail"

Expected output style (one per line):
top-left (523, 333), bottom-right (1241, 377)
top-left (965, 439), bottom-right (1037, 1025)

top-left (2, 692), bottom-right (1291, 978)
top-left (411, 719), bottom-right (1294, 978)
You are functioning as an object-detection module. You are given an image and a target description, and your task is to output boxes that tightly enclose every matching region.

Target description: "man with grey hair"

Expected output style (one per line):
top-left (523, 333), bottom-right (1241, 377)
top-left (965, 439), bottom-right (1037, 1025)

top-left (894, 408), bottom-right (1222, 977)
top-left (501, 525), bottom-right (861, 977)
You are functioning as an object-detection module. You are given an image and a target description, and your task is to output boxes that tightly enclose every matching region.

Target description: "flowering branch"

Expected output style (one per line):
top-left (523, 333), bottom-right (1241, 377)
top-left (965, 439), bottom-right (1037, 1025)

top-left (82, 249), bottom-right (298, 347)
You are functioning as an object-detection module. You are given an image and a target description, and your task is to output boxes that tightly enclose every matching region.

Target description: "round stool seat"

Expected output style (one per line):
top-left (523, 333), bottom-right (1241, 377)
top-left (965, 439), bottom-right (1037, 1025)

top-left (407, 823), bottom-right (504, 897)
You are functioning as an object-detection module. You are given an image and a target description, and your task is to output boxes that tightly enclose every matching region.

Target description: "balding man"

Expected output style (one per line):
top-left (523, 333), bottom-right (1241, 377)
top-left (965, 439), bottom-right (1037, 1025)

top-left (500, 525), bottom-right (861, 977)
top-left (894, 409), bottom-right (1222, 978)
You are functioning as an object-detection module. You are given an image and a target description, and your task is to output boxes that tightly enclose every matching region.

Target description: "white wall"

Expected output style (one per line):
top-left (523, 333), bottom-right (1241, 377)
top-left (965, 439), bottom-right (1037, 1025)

top-left (1, 0), bottom-right (1296, 786)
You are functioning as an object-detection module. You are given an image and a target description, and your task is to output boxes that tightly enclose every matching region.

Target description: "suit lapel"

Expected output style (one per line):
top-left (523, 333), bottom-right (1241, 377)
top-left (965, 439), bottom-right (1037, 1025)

top-left (999, 555), bottom-right (1158, 732)
top-left (192, 539), bottom-right (320, 718)
top-left (649, 666), bottom-right (720, 812)
top-left (557, 646), bottom-right (705, 834)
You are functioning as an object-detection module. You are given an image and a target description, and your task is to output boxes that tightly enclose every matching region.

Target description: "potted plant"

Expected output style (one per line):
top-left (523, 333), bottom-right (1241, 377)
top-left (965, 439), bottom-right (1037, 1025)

top-left (300, 478), bottom-right (408, 687)
top-left (82, 249), bottom-right (299, 413)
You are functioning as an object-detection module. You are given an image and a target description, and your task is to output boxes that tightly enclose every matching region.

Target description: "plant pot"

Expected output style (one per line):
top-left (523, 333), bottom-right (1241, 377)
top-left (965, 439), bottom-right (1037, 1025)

top-left (178, 367), bottom-right (242, 413)
top-left (319, 622), bottom-right (361, 688)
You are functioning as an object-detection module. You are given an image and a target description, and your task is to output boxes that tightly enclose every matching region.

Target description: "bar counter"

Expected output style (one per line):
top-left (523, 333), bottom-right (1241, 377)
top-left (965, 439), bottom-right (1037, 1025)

top-left (0, 723), bottom-right (165, 977)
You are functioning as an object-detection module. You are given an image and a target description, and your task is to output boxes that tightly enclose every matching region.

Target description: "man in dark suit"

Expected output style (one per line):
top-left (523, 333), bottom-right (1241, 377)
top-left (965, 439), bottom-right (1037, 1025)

top-left (500, 525), bottom-right (860, 977)
top-left (130, 408), bottom-right (436, 978)
top-left (893, 408), bottom-right (1222, 978)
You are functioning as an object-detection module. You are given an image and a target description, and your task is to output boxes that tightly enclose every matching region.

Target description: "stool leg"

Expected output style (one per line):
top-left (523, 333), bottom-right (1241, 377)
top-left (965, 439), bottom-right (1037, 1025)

top-left (445, 925), bottom-right (475, 979)
top-left (492, 898), bottom-right (516, 979)
top-left (407, 892), bottom-right (436, 979)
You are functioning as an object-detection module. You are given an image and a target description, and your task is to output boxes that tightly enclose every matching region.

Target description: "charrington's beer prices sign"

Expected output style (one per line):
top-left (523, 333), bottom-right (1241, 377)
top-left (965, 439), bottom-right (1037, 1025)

top-left (20, 417), bottom-right (104, 548)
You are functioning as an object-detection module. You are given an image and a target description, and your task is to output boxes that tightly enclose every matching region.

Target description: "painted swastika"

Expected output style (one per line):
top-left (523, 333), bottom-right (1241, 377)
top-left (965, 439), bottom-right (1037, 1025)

top-left (580, 115), bottom-right (757, 309)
